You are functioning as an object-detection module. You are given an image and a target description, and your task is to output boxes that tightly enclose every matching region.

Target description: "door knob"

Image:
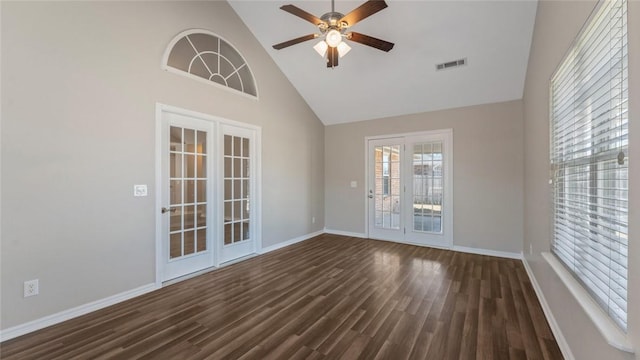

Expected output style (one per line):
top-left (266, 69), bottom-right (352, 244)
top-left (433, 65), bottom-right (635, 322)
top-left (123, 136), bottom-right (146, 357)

top-left (161, 207), bottom-right (177, 214)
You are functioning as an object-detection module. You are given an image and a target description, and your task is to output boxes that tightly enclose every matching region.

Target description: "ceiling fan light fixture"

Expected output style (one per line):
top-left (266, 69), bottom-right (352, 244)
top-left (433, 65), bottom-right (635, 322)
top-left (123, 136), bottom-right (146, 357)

top-left (325, 29), bottom-right (343, 47)
top-left (271, 0), bottom-right (394, 68)
top-left (313, 40), bottom-right (328, 57)
top-left (337, 42), bottom-right (351, 57)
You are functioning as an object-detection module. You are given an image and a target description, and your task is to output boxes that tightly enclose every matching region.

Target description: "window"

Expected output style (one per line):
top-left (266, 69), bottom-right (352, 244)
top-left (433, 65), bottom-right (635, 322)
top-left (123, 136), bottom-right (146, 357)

top-left (163, 30), bottom-right (257, 97)
top-left (550, 0), bottom-right (628, 330)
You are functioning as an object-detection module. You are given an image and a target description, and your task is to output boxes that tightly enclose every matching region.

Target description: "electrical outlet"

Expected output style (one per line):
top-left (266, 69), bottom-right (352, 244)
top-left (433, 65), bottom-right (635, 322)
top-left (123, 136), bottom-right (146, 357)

top-left (529, 243), bottom-right (533, 255)
top-left (312, 217), bottom-right (316, 224)
top-left (24, 279), bottom-right (39, 297)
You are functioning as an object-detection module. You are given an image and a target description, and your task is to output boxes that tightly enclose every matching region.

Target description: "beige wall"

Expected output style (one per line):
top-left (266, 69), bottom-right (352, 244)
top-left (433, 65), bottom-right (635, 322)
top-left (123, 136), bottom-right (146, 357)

top-left (0, 1), bottom-right (324, 330)
top-left (325, 100), bottom-right (524, 254)
top-left (523, 1), bottom-right (639, 359)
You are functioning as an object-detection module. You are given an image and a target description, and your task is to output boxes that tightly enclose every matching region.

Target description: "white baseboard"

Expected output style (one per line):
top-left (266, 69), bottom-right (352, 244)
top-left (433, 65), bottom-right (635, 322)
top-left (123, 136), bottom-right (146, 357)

top-left (259, 230), bottom-right (324, 254)
top-left (323, 228), bottom-right (366, 238)
top-left (0, 283), bottom-right (159, 342)
top-left (324, 230), bottom-right (522, 260)
top-left (1, 231), bottom-right (322, 342)
top-left (452, 245), bottom-right (522, 259)
top-left (0, 234), bottom-right (536, 343)
top-left (522, 256), bottom-right (575, 360)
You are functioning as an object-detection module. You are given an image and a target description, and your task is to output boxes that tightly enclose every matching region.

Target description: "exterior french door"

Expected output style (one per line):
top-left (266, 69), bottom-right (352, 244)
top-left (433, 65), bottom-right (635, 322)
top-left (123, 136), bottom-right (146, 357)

top-left (160, 112), bottom-right (214, 281)
top-left (367, 130), bottom-right (453, 248)
top-left (368, 138), bottom-right (404, 241)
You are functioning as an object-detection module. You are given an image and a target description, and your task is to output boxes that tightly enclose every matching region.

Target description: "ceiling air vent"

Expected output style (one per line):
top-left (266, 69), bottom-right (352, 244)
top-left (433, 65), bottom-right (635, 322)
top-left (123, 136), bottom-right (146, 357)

top-left (436, 58), bottom-right (467, 71)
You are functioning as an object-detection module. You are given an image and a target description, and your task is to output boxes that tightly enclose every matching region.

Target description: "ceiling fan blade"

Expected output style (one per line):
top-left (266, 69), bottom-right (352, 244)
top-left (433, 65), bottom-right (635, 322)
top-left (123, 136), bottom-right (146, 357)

top-left (273, 34), bottom-right (319, 50)
top-left (327, 47), bottom-right (338, 68)
top-left (280, 5), bottom-right (324, 26)
top-left (340, 0), bottom-right (388, 27)
top-left (347, 32), bottom-right (394, 52)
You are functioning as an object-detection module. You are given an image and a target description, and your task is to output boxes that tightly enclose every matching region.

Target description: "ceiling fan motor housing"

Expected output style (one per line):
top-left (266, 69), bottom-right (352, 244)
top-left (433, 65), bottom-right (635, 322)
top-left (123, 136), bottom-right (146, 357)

top-left (320, 12), bottom-right (347, 33)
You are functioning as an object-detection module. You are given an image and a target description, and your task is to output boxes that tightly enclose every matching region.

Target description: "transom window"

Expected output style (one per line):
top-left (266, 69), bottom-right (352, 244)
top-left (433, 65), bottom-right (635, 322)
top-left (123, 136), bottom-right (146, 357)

top-left (550, 0), bottom-right (628, 330)
top-left (163, 30), bottom-right (257, 97)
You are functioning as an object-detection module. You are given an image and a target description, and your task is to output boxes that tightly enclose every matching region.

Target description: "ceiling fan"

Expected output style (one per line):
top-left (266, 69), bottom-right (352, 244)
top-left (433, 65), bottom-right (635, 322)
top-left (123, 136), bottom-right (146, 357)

top-left (272, 0), bottom-right (394, 68)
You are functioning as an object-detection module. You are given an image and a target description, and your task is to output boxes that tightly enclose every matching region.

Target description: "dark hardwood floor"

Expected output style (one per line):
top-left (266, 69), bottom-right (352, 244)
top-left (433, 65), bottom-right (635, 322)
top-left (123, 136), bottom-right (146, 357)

top-left (1, 234), bottom-right (563, 359)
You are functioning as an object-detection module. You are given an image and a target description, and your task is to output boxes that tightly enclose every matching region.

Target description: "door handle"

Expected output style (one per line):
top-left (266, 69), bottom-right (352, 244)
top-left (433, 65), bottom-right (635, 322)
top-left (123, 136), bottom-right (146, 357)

top-left (368, 195), bottom-right (373, 199)
top-left (161, 207), bottom-right (177, 214)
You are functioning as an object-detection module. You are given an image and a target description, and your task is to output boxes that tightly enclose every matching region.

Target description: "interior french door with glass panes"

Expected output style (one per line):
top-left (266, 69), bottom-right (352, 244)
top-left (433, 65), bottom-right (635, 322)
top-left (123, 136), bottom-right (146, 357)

top-left (160, 112), bottom-right (214, 281)
top-left (219, 125), bottom-right (257, 263)
top-left (367, 130), bottom-right (453, 248)
top-left (158, 105), bottom-right (261, 282)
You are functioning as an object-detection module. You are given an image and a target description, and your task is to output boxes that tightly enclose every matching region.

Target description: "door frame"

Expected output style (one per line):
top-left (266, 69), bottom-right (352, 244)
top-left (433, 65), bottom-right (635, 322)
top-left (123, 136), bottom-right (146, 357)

top-left (364, 129), bottom-right (453, 248)
top-left (155, 103), bottom-right (262, 286)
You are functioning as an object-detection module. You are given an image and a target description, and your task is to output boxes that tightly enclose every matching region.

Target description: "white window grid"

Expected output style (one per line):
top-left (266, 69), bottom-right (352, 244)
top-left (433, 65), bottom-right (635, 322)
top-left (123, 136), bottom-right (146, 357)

top-left (223, 135), bottom-right (251, 245)
top-left (166, 31), bottom-right (257, 97)
top-left (169, 126), bottom-right (208, 259)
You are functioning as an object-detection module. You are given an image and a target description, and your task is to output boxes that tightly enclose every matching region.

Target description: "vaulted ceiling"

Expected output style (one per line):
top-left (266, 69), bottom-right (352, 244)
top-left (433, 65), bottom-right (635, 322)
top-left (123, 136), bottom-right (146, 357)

top-left (229, 0), bottom-right (538, 125)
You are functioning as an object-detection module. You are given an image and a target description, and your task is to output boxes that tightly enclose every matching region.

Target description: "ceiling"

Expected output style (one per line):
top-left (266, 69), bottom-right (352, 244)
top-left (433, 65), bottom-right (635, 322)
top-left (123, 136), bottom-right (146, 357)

top-left (229, 0), bottom-right (538, 126)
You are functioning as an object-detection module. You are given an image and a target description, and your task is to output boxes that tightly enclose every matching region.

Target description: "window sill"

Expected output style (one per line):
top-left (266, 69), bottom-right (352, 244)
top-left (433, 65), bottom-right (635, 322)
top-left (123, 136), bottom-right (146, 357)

top-left (542, 252), bottom-right (634, 353)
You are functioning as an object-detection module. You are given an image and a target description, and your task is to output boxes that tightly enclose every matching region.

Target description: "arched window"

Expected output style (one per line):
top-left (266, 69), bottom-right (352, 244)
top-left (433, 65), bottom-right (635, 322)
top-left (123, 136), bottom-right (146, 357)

top-left (163, 30), bottom-right (258, 98)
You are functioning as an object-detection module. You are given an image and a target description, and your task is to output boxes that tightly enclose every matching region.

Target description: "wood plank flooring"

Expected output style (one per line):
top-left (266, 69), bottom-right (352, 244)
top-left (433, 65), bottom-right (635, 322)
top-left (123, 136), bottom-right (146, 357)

top-left (1, 234), bottom-right (563, 359)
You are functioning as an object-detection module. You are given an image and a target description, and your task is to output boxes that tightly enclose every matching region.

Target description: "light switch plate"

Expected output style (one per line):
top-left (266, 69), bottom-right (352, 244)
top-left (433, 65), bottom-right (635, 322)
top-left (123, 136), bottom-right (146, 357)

top-left (134, 184), bottom-right (148, 197)
top-left (350, 181), bottom-right (357, 188)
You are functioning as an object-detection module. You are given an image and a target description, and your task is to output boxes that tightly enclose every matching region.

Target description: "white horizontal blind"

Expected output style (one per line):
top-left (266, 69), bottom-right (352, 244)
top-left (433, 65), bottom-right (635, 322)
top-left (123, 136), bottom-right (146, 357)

top-left (550, 0), bottom-right (628, 330)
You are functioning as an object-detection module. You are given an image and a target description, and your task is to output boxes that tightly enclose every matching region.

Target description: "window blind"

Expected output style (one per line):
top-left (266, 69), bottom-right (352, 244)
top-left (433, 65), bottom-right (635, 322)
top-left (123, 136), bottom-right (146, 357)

top-left (550, 0), bottom-right (628, 330)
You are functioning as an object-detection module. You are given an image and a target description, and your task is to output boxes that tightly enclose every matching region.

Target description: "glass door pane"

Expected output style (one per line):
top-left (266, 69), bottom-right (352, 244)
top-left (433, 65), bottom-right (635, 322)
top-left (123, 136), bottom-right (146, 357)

top-left (369, 139), bottom-right (403, 239)
top-left (412, 142), bottom-right (443, 233)
top-left (373, 144), bottom-right (402, 230)
top-left (223, 135), bottom-right (250, 246)
top-left (169, 126), bottom-right (208, 259)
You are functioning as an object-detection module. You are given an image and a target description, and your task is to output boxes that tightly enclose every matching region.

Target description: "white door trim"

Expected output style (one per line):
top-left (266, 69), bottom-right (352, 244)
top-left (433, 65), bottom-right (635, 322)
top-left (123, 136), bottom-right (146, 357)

top-left (155, 103), bottom-right (262, 286)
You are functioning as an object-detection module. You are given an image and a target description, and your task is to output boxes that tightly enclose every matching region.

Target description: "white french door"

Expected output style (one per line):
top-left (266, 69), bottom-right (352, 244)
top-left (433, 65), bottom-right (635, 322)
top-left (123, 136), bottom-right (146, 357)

top-left (160, 111), bottom-right (215, 281)
top-left (218, 125), bottom-right (257, 263)
top-left (368, 138), bottom-right (404, 241)
top-left (157, 105), bottom-right (261, 282)
top-left (367, 130), bottom-right (453, 248)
